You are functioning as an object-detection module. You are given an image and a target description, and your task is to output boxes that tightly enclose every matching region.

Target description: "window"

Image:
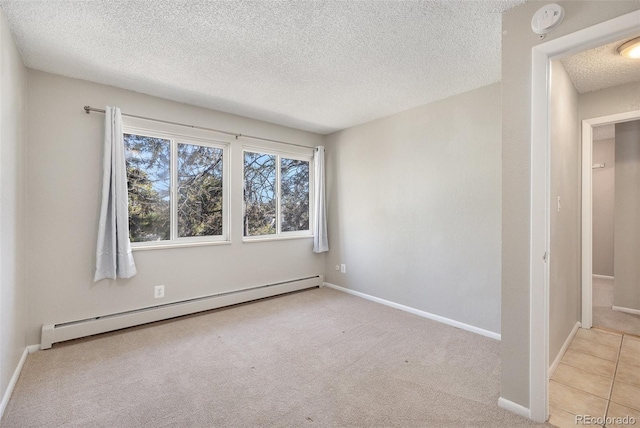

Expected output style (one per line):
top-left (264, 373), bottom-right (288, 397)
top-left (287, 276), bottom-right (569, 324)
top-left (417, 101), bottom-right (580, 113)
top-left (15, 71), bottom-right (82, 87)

top-left (243, 149), bottom-right (312, 238)
top-left (124, 128), bottom-right (228, 247)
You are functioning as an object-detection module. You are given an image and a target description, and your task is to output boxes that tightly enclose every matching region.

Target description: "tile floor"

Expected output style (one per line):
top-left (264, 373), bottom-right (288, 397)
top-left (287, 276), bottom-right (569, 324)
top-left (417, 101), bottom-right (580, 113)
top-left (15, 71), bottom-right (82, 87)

top-left (549, 327), bottom-right (640, 428)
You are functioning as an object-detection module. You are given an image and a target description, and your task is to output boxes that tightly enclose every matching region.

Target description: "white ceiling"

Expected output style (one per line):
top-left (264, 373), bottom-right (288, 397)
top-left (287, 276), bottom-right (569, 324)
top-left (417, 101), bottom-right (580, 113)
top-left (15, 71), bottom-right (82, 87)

top-left (0, 0), bottom-right (525, 134)
top-left (561, 37), bottom-right (640, 94)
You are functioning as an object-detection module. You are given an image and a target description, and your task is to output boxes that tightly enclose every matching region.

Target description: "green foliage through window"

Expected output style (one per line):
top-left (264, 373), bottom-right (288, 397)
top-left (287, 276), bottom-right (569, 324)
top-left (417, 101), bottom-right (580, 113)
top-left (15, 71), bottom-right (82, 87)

top-left (125, 134), bottom-right (171, 242)
top-left (178, 143), bottom-right (223, 237)
top-left (124, 132), bottom-right (226, 243)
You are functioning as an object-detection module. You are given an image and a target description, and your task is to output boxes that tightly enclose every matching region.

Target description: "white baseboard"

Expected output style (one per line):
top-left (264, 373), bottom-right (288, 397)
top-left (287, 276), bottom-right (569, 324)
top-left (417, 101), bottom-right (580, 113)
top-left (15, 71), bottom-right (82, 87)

top-left (498, 397), bottom-right (531, 419)
top-left (592, 274), bottom-right (614, 280)
top-left (612, 305), bottom-right (640, 316)
top-left (323, 282), bottom-right (501, 341)
top-left (549, 321), bottom-right (581, 378)
top-left (27, 345), bottom-right (41, 354)
top-left (0, 347), bottom-right (29, 420)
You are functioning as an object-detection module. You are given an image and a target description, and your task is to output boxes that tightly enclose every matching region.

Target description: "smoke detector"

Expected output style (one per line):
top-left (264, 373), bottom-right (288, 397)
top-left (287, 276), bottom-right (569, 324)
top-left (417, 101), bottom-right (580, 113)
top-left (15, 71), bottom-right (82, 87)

top-left (531, 4), bottom-right (565, 35)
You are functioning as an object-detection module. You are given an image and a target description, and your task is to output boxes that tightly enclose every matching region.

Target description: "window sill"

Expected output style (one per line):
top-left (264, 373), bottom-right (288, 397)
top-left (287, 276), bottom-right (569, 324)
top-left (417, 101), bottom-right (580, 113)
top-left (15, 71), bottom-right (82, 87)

top-left (131, 240), bottom-right (231, 251)
top-left (243, 234), bottom-right (313, 244)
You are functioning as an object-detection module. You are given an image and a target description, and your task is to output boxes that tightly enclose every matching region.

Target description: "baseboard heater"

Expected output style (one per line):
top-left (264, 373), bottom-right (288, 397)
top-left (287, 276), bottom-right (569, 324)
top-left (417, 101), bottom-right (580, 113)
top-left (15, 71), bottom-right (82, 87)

top-left (41, 275), bottom-right (323, 349)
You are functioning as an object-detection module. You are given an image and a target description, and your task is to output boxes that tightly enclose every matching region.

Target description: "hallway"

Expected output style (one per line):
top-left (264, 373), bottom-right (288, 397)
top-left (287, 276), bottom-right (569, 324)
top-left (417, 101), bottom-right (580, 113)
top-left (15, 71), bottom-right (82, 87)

top-left (549, 327), bottom-right (640, 427)
top-left (593, 277), bottom-right (640, 337)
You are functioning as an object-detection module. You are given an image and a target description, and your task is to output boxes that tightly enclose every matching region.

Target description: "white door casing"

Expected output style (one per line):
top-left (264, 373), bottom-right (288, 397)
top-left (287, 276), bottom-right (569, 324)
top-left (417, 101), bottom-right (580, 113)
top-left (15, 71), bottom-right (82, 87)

top-left (529, 10), bottom-right (640, 423)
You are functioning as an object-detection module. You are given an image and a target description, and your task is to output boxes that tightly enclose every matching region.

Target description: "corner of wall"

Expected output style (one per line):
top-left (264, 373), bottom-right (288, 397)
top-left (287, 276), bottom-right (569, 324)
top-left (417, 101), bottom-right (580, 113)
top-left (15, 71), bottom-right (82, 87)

top-left (0, 6), bottom-right (30, 418)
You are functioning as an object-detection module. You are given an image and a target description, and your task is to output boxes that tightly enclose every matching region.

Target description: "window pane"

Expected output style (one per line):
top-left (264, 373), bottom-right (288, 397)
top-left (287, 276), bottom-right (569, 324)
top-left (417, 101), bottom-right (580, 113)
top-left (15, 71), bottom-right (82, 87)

top-left (177, 143), bottom-right (224, 237)
top-left (124, 133), bottom-right (171, 242)
top-left (281, 158), bottom-right (310, 232)
top-left (244, 152), bottom-right (276, 236)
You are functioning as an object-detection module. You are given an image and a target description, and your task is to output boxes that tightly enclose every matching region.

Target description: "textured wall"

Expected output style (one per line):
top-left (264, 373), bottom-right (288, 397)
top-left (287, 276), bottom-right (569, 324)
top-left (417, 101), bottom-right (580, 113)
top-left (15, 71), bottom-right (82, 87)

top-left (501, 0), bottom-right (640, 409)
top-left (614, 120), bottom-right (640, 311)
top-left (0, 7), bottom-right (27, 406)
top-left (548, 60), bottom-right (580, 366)
top-left (325, 83), bottom-right (502, 335)
top-left (25, 71), bottom-right (325, 345)
top-left (592, 138), bottom-right (615, 277)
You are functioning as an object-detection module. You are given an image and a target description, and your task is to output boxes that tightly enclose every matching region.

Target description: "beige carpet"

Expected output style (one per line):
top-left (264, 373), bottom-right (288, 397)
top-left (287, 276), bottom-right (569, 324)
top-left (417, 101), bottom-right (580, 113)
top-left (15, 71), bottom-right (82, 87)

top-left (1, 287), bottom-right (547, 427)
top-left (593, 276), bottom-right (640, 337)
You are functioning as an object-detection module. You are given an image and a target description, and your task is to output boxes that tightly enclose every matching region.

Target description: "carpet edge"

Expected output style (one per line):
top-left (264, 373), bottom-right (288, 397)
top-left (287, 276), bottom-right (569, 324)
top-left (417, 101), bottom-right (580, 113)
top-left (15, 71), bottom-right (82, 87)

top-left (323, 282), bottom-right (501, 341)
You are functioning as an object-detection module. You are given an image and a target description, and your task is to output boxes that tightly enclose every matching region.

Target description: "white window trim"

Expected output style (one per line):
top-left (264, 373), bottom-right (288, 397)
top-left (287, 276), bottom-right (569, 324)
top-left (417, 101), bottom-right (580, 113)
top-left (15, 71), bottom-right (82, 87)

top-left (131, 240), bottom-right (232, 252)
top-left (123, 124), bottom-right (231, 248)
top-left (242, 146), bottom-right (314, 242)
top-left (242, 235), bottom-right (314, 244)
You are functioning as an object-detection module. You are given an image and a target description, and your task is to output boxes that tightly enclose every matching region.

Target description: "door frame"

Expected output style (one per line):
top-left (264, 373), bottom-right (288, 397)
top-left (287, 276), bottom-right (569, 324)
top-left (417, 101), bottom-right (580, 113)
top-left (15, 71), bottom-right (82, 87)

top-left (581, 110), bottom-right (640, 329)
top-left (529, 9), bottom-right (640, 423)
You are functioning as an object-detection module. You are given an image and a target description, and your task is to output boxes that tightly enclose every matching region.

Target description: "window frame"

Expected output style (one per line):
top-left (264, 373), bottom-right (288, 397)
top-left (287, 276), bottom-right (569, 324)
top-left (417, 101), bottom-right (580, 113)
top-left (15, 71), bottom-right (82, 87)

top-left (242, 146), bottom-right (314, 241)
top-left (123, 123), bottom-right (231, 250)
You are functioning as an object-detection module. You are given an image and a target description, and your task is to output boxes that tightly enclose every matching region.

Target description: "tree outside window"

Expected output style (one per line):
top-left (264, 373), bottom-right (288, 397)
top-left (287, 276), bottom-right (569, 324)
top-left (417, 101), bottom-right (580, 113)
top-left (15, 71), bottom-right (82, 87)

top-left (243, 150), bottom-right (311, 238)
top-left (124, 131), bottom-right (227, 245)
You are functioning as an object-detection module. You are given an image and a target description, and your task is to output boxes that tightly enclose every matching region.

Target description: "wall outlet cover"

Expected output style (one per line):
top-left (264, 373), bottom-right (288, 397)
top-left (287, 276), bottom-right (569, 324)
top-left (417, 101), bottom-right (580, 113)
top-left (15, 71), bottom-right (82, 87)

top-left (154, 285), bottom-right (165, 299)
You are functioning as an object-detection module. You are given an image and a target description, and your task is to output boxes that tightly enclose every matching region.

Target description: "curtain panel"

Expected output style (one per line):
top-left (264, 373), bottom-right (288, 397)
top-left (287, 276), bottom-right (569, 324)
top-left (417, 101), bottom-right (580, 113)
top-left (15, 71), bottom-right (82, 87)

top-left (313, 146), bottom-right (329, 253)
top-left (94, 106), bottom-right (137, 281)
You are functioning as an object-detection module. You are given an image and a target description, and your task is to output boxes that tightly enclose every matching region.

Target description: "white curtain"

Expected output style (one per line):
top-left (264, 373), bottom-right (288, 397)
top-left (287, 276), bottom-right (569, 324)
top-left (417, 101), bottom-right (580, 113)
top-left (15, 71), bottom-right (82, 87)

top-left (313, 146), bottom-right (329, 253)
top-left (94, 106), bottom-right (137, 281)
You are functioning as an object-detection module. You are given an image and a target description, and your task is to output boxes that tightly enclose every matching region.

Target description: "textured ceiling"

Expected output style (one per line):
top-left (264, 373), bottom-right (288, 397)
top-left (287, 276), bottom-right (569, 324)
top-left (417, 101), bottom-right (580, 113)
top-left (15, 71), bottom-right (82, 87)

top-left (593, 124), bottom-right (614, 141)
top-left (0, 0), bottom-right (525, 134)
top-left (561, 37), bottom-right (640, 94)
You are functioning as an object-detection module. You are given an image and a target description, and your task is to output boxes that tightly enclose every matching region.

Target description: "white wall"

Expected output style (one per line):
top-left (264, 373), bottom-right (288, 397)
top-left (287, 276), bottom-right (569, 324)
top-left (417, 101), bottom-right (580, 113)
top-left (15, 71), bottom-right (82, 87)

top-left (592, 138), bottom-right (615, 277)
top-left (577, 79), bottom-right (640, 316)
top-left (548, 60), bottom-right (580, 365)
top-left (25, 70), bottom-right (325, 345)
top-left (613, 120), bottom-right (640, 311)
top-left (325, 83), bottom-right (502, 334)
top-left (580, 81), bottom-right (640, 122)
top-left (0, 7), bottom-right (27, 406)
top-left (501, 1), bottom-right (640, 408)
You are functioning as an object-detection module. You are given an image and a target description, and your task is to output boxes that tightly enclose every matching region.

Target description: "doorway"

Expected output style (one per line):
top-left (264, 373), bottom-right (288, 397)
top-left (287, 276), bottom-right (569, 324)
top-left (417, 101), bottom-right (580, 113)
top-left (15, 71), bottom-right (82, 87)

top-left (529, 9), bottom-right (640, 423)
top-left (582, 113), bottom-right (640, 335)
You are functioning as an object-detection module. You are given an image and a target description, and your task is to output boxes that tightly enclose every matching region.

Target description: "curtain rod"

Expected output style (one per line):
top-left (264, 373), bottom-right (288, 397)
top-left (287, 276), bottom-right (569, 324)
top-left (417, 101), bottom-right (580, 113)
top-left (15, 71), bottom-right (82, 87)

top-left (83, 106), bottom-right (313, 149)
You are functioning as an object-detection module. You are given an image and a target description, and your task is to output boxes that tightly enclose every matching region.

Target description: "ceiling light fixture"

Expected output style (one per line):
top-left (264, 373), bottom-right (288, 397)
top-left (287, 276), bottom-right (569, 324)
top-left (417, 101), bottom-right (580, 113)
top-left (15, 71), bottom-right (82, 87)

top-left (617, 37), bottom-right (640, 59)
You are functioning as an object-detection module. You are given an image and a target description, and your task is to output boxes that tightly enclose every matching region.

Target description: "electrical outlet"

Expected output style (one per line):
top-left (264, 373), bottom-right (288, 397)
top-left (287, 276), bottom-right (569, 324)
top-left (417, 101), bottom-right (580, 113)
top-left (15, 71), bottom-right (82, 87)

top-left (335, 265), bottom-right (340, 271)
top-left (340, 264), bottom-right (347, 274)
top-left (154, 285), bottom-right (165, 299)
